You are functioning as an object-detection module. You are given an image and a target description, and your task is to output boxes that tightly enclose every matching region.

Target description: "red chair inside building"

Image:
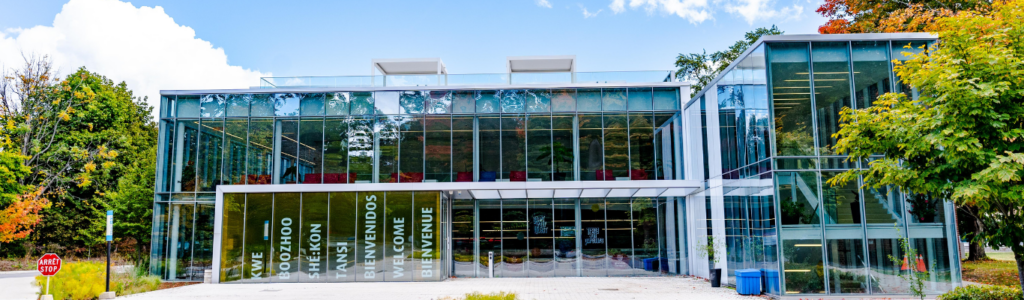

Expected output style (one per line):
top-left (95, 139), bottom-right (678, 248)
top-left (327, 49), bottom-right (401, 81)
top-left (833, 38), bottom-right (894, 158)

top-left (594, 170), bottom-right (616, 181)
top-left (400, 172), bottom-right (424, 183)
top-left (302, 173), bottom-right (323, 184)
top-left (510, 171), bottom-right (527, 182)
top-left (323, 173), bottom-right (357, 184)
top-left (456, 172), bottom-right (473, 182)
top-left (630, 169), bottom-right (649, 180)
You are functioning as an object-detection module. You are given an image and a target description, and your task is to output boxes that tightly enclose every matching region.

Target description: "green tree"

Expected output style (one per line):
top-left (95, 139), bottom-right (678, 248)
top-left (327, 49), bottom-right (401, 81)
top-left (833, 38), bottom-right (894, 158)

top-left (675, 26), bottom-right (783, 97)
top-left (829, 0), bottom-right (1024, 291)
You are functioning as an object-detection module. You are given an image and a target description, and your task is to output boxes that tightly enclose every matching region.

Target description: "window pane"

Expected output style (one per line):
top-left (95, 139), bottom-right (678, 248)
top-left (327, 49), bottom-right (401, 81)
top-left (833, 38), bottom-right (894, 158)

top-left (166, 203), bottom-right (195, 280)
top-left (577, 89), bottom-right (601, 112)
top-left (385, 191), bottom-right (413, 281)
top-left (501, 90), bottom-right (525, 113)
top-left (300, 93), bottom-right (325, 116)
top-left (527, 115), bottom-right (552, 181)
top-left (783, 239), bottom-right (825, 294)
top-left (528, 198), bottom-right (554, 277)
top-left (175, 120), bottom-right (200, 192)
top-left (219, 194), bottom-right (245, 282)
top-left (628, 113), bottom-right (655, 181)
top-left (478, 200), bottom-right (501, 276)
top-left (279, 119), bottom-right (299, 184)
top-left (580, 198), bottom-right (607, 276)
top-left (357, 191), bottom-right (385, 281)
top-left (452, 116), bottom-right (474, 182)
top-left (501, 199), bottom-right (527, 277)
top-left (777, 171), bottom-right (821, 225)
top-left (226, 94), bottom-right (250, 117)
top-left (864, 185), bottom-right (902, 225)
top-left (478, 116), bottom-right (501, 182)
top-left (602, 88), bottom-right (627, 111)
top-left (603, 114), bottom-right (629, 179)
top-left (452, 91), bottom-right (476, 114)
top-left (551, 115), bottom-right (575, 181)
top-left (427, 90), bottom-right (452, 114)
top-left (200, 94), bottom-right (226, 118)
top-left (326, 92), bottom-right (350, 116)
top-left (243, 193), bottom-right (272, 282)
top-left (892, 40), bottom-right (929, 99)
top-left (323, 118), bottom-right (350, 183)
top-left (477, 91), bottom-right (499, 113)
top-left (327, 192), bottom-right (357, 282)
top-left (250, 94), bottom-right (274, 117)
top-left (578, 114), bottom-right (603, 181)
top-left (177, 95), bottom-right (200, 117)
top-left (606, 198), bottom-right (633, 276)
top-left (812, 42), bottom-right (853, 156)
top-left (553, 198), bottom-right (577, 276)
top-left (768, 42), bottom-right (816, 156)
top-left (501, 115), bottom-right (526, 181)
top-left (299, 193), bottom-right (328, 282)
top-left (452, 199), bottom-right (476, 277)
top-left (350, 92), bottom-right (374, 115)
top-left (223, 119), bottom-right (247, 185)
top-left (653, 88), bottom-right (679, 110)
top-left (852, 41), bottom-right (891, 109)
top-left (348, 117), bottom-right (374, 183)
top-left (161, 95), bottom-right (174, 118)
top-left (299, 118), bottom-right (324, 184)
top-left (272, 193), bottom-right (301, 282)
top-left (247, 119), bottom-right (274, 184)
top-left (425, 116), bottom-right (452, 182)
top-left (400, 91), bottom-right (426, 114)
top-left (654, 113), bottom-right (678, 180)
top-left (826, 238), bottom-right (867, 293)
top-left (628, 87), bottom-right (653, 111)
top-left (197, 119), bottom-right (224, 191)
top-left (399, 117), bottom-right (424, 182)
top-left (550, 89), bottom-right (575, 112)
top-left (525, 90), bottom-right (551, 113)
top-left (413, 191), bottom-right (442, 281)
top-left (272, 93), bottom-right (301, 117)
top-left (821, 171), bottom-right (859, 224)
top-left (375, 91), bottom-right (400, 115)
top-left (377, 116), bottom-right (399, 183)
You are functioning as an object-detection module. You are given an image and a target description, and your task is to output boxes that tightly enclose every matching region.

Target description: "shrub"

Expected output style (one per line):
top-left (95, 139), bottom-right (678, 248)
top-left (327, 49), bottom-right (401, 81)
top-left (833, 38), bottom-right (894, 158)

top-left (34, 261), bottom-right (161, 299)
top-left (439, 291), bottom-right (519, 300)
top-left (938, 285), bottom-right (1023, 300)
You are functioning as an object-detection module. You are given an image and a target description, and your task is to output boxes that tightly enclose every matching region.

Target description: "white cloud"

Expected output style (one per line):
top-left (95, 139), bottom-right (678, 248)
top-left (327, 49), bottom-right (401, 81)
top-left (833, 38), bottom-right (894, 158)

top-left (724, 0), bottom-right (803, 24)
top-left (536, 0), bottom-right (553, 8)
top-left (580, 5), bottom-right (603, 18)
top-left (0, 0), bottom-right (269, 119)
top-left (609, 0), bottom-right (712, 23)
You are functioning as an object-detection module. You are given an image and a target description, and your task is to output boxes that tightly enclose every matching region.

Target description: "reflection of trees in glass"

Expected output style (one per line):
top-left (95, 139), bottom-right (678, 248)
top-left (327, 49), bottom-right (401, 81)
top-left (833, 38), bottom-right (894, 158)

top-left (906, 193), bottom-right (939, 223)
top-left (536, 141), bottom-right (572, 175)
top-left (632, 198), bottom-right (658, 251)
top-left (774, 118), bottom-right (816, 156)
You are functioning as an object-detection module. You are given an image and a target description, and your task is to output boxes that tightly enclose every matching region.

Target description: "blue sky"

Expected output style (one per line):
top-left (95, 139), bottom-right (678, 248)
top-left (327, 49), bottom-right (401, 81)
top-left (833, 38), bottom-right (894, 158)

top-left (1, 0), bottom-right (825, 116)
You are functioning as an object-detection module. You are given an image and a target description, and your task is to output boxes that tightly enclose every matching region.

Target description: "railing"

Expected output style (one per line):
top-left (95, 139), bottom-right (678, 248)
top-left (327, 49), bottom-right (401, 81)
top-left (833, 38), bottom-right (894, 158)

top-left (259, 70), bottom-right (676, 89)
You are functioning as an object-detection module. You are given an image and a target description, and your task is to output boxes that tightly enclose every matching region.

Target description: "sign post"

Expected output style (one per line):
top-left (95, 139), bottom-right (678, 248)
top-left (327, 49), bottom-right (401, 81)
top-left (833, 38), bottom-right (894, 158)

top-left (37, 253), bottom-right (61, 300)
top-left (100, 210), bottom-right (115, 299)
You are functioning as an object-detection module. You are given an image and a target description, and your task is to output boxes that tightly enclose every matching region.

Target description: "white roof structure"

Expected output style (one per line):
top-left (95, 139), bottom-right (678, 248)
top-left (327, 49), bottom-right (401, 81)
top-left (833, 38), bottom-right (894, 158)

top-left (372, 58), bottom-right (447, 75)
top-left (506, 55), bottom-right (575, 73)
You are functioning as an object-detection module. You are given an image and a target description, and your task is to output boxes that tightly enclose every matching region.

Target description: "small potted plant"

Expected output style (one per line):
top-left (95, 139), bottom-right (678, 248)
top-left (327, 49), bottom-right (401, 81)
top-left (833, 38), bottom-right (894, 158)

top-left (698, 236), bottom-right (723, 287)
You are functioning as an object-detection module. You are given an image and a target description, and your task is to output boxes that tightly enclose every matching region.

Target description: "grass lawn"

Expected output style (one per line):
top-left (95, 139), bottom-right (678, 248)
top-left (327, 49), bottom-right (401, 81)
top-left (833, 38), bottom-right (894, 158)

top-left (989, 252), bottom-right (1015, 261)
top-left (962, 259), bottom-right (1019, 287)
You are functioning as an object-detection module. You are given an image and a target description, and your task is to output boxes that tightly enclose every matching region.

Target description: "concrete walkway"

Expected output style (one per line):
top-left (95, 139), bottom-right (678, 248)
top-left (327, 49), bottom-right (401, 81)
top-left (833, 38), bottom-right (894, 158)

top-left (123, 277), bottom-right (756, 300)
top-left (0, 271), bottom-right (40, 300)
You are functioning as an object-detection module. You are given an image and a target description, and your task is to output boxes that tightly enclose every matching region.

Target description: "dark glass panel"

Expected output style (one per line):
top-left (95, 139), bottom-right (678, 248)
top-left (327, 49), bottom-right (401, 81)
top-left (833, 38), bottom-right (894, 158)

top-left (821, 171), bottom-right (860, 224)
top-left (478, 200), bottom-right (501, 276)
top-left (629, 112), bottom-right (655, 180)
top-left (892, 40), bottom-right (930, 99)
top-left (578, 114), bottom-right (604, 181)
top-left (551, 115), bottom-right (575, 181)
top-left (501, 90), bottom-right (525, 113)
top-left (501, 199), bottom-right (527, 277)
top-left (226, 94), bottom-right (250, 117)
top-left (219, 194), bottom-right (245, 282)
top-left (553, 198), bottom-right (577, 276)
top-left (357, 191), bottom-right (385, 281)
top-left (327, 192), bottom-right (358, 282)
top-left (452, 198), bottom-right (476, 277)
top-left (298, 118), bottom-right (324, 184)
top-left (196, 203), bottom-right (216, 276)
top-left (326, 92), bottom-right (350, 116)
top-left (348, 117), bottom-right (375, 183)
top-left (603, 113), bottom-right (629, 179)
top-left (299, 193), bottom-right (328, 282)
top-left (867, 238), bottom-right (909, 293)
top-left (776, 158), bottom-right (818, 170)
top-left (527, 198), bottom-right (554, 277)
top-left (633, 198), bottom-right (662, 276)
top-left (501, 115), bottom-right (526, 181)
top-left (399, 117), bottom-right (424, 182)
top-left (400, 91), bottom-right (427, 114)
top-left (278, 119), bottom-right (300, 184)
top-left (525, 90), bottom-right (551, 113)
top-left (176, 95), bottom-right (200, 117)
top-left (166, 203), bottom-right (195, 280)
top-left (175, 120), bottom-right (200, 192)
top-left (476, 90), bottom-right (499, 113)
top-left (777, 171), bottom-right (821, 225)
top-left (271, 193), bottom-right (301, 282)
top-left (413, 191), bottom-right (442, 281)
top-left (200, 94), bottom-right (226, 118)
top-left (768, 42), bottom-right (816, 156)
top-left (223, 119), bottom-right (247, 185)
top-left (385, 192), bottom-right (414, 281)
top-left (606, 198), bottom-right (633, 276)
top-left (602, 88), bottom-right (627, 111)
top-left (526, 115), bottom-right (552, 181)
top-left (300, 93), bottom-right (325, 116)
top-left (826, 239), bottom-right (867, 294)
top-left (478, 116), bottom-right (501, 181)
top-left (550, 89), bottom-right (575, 112)
top-left (197, 119), bottom-right (224, 191)
top-left (852, 41), bottom-right (891, 109)
top-left (349, 92), bottom-right (374, 115)
top-left (653, 87), bottom-right (679, 110)
top-left (452, 116), bottom-right (474, 182)
top-left (577, 89), bottom-right (601, 112)
top-left (250, 94), bottom-right (274, 117)
top-left (426, 90), bottom-right (452, 114)
top-left (628, 87), bottom-right (653, 111)
top-left (783, 239), bottom-right (825, 294)
top-left (812, 42), bottom-right (853, 156)
top-left (377, 116), bottom-right (400, 183)
top-left (425, 116), bottom-right (452, 182)
top-left (580, 198), bottom-right (607, 276)
top-left (247, 119), bottom-right (274, 185)
top-left (863, 185), bottom-right (902, 225)
top-left (323, 118), bottom-right (350, 183)
top-left (242, 193), bottom-right (273, 282)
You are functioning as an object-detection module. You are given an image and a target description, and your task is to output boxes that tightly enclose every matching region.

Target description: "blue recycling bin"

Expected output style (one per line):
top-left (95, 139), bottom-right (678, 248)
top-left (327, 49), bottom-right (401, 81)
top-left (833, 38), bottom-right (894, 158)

top-left (642, 258), bottom-right (658, 271)
top-left (764, 269), bottom-right (780, 294)
top-left (735, 269), bottom-right (762, 295)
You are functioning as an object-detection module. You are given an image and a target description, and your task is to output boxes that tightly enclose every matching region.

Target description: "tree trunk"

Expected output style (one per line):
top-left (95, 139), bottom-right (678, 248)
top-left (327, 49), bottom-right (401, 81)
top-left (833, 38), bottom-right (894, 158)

top-left (1016, 249), bottom-right (1024, 298)
top-left (968, 241), bottom-right (987, 261)
top-left (958, 205), bottom-right (988, 261)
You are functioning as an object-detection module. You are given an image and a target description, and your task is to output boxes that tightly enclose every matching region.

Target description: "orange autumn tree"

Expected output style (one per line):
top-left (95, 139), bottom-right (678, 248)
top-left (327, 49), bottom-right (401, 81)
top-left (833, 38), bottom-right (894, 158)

top-left (816, 0), bottom-right (990, 33)
top-left (0, 129), bottom-right (49, 242)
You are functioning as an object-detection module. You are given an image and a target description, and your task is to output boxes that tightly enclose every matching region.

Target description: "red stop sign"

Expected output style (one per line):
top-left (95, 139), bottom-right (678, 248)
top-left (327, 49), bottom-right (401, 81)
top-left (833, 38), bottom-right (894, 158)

top-left (37, 253), bottom-right (61, 276)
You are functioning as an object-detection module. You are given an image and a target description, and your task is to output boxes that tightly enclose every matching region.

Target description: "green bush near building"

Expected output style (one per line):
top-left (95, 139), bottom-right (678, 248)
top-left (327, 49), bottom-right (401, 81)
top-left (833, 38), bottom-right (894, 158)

top-left (938, 285), bottom-right (1023, 300)
top-left (440, 291), bottom-right (519, 300)
top-left (34, 261), bottom-right (160, 300)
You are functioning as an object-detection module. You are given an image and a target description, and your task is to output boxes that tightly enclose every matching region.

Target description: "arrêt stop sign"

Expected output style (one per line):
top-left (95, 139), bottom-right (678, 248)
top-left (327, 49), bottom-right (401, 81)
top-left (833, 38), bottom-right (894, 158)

top-left (37, 253), bottom-right (61, 276)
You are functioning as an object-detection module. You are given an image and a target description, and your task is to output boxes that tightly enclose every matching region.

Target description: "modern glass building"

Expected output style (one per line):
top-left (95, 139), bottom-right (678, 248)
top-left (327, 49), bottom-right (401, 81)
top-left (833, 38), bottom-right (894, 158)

top-left (151, 34), bottom-right (962, 296)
